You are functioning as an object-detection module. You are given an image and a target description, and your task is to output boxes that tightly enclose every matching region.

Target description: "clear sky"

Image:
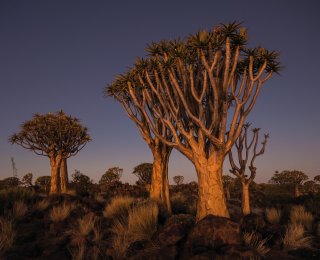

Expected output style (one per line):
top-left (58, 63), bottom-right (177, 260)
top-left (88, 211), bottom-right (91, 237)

top-left (1, 0), bottom-right (319, 184)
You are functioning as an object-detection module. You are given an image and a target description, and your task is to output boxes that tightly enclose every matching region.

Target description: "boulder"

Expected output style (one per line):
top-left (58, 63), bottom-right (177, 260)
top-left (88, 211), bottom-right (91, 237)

top-left (157, 214), bottom-right (195, 247)
top-left (184, 215), bottom-right (241, 257)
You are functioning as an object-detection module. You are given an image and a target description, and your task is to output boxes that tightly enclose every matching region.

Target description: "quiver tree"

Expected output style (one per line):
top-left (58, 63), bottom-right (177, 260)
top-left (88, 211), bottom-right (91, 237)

top-left (228, 124), bottom-right (268, 215)
top-left (269, 170), bottom-right (308, 197)
top-left (99, 167), bottom-right (123, 185)
top-left (107, 75), bottom-right (173, 214)
top-left (132, 163), bottom-right (152, 186)
top-left (21, 173), bottom-right (33, 188)
top-left (173, 175), bottom-right (184, 185)
top-left (107, 22), bottom-right (280, 220)
top-left (9, 111), bottom-right (91, 193)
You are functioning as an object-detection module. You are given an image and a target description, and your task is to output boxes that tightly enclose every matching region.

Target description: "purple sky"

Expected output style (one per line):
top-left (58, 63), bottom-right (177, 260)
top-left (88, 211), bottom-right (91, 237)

top-left (1, 0), bottom-right (319, 184)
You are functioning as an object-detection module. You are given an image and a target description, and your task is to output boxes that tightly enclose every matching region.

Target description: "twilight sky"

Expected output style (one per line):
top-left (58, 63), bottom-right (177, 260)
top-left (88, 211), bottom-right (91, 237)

top-left (0, 0), bottom-right (319, 184)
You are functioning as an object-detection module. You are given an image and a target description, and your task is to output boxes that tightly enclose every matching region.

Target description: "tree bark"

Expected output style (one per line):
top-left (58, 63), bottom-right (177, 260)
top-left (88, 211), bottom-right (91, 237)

top-left (195, 156), bottom-right (229, 221)
top-left (225, 185), bottom-right (231, 200)
top-left (241, 182), bottom-right (251, 216)
top-left (60, 158), bottom-right (69, 193)
top-left (50, 155), bottom-right (62, 194)
top-left (149, 146), bottom-right (172, 214)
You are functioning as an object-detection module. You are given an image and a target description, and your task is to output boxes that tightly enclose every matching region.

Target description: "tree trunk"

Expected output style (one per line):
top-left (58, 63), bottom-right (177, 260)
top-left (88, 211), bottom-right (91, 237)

top-left (149, 147), bottom-right (172, 214)
top-left (60, 158), bottom-right (69, 193)
top-left (225, 185), bottom-right (231, 200)
top-left (241, 182), bottom-right (251, 216)
top-left (195, 156), bottom-right (229, 221)
top-left (50, 155), bottom-right (62, 194)
top-left (294, 185), bottom-right (300, 197)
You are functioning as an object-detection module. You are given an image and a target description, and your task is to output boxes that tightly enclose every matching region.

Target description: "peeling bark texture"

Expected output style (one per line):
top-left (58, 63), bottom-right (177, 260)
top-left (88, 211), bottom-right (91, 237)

top-left (242, 183), bottom-right (250, 216)
top-left (150, 146), bottom-right (172, 214)
top-left (195, 157), bottom-right (229, 221)
top-left (60, 158), bottom-right (69, 193)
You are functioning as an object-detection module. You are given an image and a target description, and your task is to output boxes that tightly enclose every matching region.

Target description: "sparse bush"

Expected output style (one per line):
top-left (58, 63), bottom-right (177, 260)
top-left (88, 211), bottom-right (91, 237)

top-left (50, 201), bottom-right (74, 222)
top-left (290, 205), bottom-right (314, 232)
top-left (283, 223), bottom-right (312, 249)
top-left (265, 207), bottom-right (281, 225)
top-left (34, 199), bottom-right (50, 211)
top-left (11, 200), bottom-right (28, 220)
top-left (0, 217), bottom-right (15, 255)
top-left (103, 196), bottom-right (135, 220)
top-left (243, 231), bottom-right (270, 256)
top-left (170, 192), bottom-right (188, 214)
top-left (111, 200), bottom-right (159, 259)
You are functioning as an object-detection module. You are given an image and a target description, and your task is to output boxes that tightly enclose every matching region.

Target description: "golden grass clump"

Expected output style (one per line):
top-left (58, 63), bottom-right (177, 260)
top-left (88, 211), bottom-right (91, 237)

top-left (103, 196), bottom-right (135, 220)
top-left (34, 199), bottom-right (50, 211)
top-left (290, 205), bottom-right (314, 232)
top-left (11, 200), bottom-right (28, 220)
top-left (243, 231), bottom-right (270, 256)
top-left (283, 223), bottom-right (312, 250)
top-left (69, 213), bottom-right (97, 238)
top-left (50, 201), bottom-right (74, 222)
top-left (111, 200), bottom-right (159, 259)
top-left (265, 207), bottom-right (281, 225)
top-left (0, 217), bottom-right (15, 255)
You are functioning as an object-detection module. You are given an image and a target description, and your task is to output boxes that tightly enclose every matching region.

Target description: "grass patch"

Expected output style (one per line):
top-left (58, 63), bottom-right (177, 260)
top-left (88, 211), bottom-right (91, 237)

top-left (265, 207), bottom-right (281, 225)
top-left (34, 199), bottom-right (50, 211)
top-left (243, 231), bottom-right (270, 256)
top-left (283, 223), bottom-right (312, 250)
top-left (103, 196), bottom-right (135, 220)
top-left (11, 200), bottom-right (28, 220)
top-left (50, 201), bottom-right (74, 222)
top-left (0, 217), bottom-right (15, 255)
top-left (290, 205), bottom-right (314, 232)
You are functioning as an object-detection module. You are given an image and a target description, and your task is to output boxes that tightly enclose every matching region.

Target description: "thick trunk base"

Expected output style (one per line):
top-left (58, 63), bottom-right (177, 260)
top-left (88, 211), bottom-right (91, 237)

top-left (60, 158), bottom-right (69, 193)
top-left (242, 183), bottom-right (250, 216)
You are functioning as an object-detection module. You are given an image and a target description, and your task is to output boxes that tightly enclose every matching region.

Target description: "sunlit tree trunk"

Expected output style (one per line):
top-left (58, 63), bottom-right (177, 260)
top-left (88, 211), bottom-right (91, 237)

top-left (60, 158), bottom-right (69, 193)
top-left (50, 153), bottom-right (62, 194)
top-left (241, 182), bottom-right (250, 215)
top-left (150, 146), bottom-right (172, 214)
top-left (195, 154), bottom-right (229, 221)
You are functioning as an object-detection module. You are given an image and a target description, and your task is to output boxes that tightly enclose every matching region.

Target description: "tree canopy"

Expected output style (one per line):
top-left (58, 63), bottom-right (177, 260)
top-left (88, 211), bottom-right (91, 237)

top-left (100, 167), bottom-right (123, 185)
top-left (269, 170), bottom-right (308, 186)
top-left (132, 163), bottom-right (152, 185)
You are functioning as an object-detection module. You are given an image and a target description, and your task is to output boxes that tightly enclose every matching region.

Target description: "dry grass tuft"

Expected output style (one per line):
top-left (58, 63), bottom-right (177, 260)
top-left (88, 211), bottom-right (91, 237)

top-left (243, 231), bottom-right (270, 256)
top-left (0, 217), bottom-right (15, 255)
top-left (283, 223), bottom-right (313, 250)
top-left (103, 196), bottom-right (135, 220)
top-left (50, 201), bottom-right (74, 222)
top-left (11, 200), bottom-right (28, 220)
top-left (69, 213), bottom-right (97, 238)
top-left (34, 199), bottom-right (50, 211)
top-left (290, 205), bottom-right (314, 232)
top-left (111, 200), bottom-right (159, 259)
top-left (69, 244), bottom-right (86, 260)
top-left (265, 207), bottom-right (281, 225)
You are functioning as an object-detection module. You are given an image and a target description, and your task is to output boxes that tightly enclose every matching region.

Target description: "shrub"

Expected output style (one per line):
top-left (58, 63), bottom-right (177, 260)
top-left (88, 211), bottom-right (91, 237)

top-left (111, 200), bottom-right (159, 259)
top-left (0, 217), bottom-right (15, 255)
top-left (243, 231), bottom-right (270, 256)
top-left (290, 205), bottom-right (314, 232)
top-left (170, 192), bottom-right (188, 214)
top-left (50, 201), bottom-right (74, 222)
top-left (265, 207), bottom-right (281, 225)
top-left (283, 223), bottom-right (312, 250)
top-left (103, 196), bottom-right (135, 220)
top-left (11, 200), bottom-right (28, 220)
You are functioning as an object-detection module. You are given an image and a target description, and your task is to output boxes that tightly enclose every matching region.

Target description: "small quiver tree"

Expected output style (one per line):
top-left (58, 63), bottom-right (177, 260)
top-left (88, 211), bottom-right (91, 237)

top-left (99, 167), bottom-right (123, 185)
top-left (35, 176), bottom-right (51, 194)
top-left (21, 173), bottom-right (33, 188)
top-left (9, 111), bottom-right (91, 193)
top-left (228, 124), bottom-right (268, 215)
top-left (269, 170), bottom-right (308, 198)
top-left (173, 175), bottom-right (184, 185)
top-left (132, 163), bottom-right (152, 187)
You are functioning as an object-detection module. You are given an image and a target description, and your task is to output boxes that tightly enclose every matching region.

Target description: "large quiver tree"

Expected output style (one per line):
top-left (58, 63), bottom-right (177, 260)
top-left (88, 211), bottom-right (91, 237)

top-left (9, 111), bottom-right (91, 193)
top-left (108, 22), bottom-right (280, 220)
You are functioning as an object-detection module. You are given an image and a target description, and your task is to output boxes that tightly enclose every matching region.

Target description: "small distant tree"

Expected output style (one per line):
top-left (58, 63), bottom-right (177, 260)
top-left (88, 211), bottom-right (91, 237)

top-left (35, 176), bottom-right (51, 193)
top-left (314, 175), bottom-right (320, 184)
top-left (100, 167), bottom-right (123, 185)
top-left (269, 170), bottom-right (308, 197)
top-left (303, 180), bottom-right (316, 194)
top-left (173, 175), bottom-right (184, 185)
top-left (71, 169), bottom-right (93, 194)
top-left (222, 175), bottom-right (235, 200)
top-left (228, 124), bottom-right (268, 215)
top-left (21, 173), bottom-right (33, 188)
top-left (132, 163), bottom-right (152, 186)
